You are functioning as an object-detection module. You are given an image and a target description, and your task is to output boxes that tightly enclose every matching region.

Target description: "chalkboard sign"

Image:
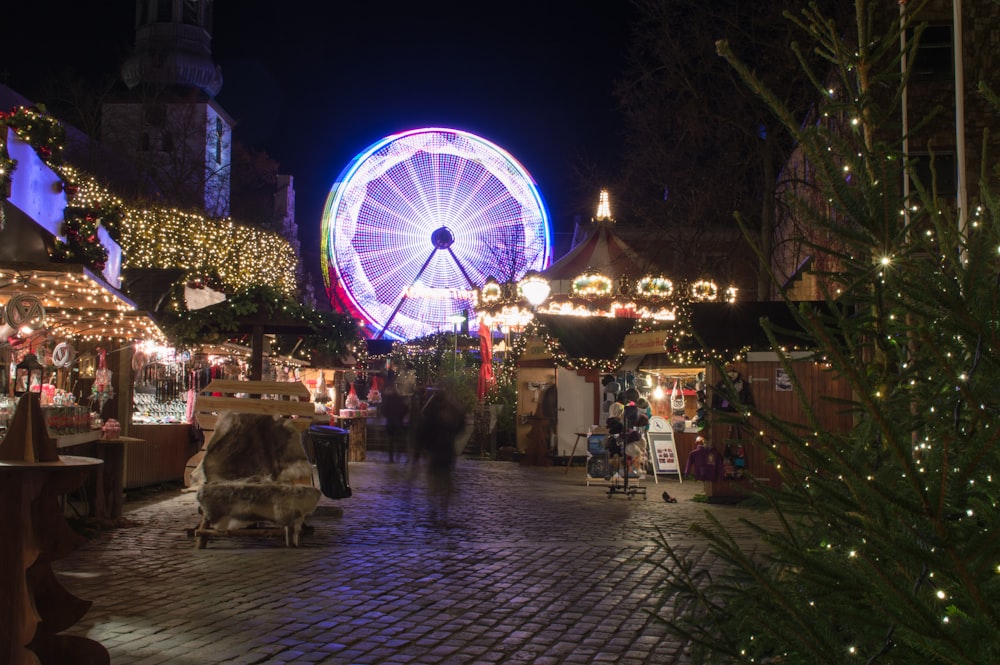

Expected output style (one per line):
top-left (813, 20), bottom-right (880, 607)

top-left (649, 430), bottom-right (681, 478)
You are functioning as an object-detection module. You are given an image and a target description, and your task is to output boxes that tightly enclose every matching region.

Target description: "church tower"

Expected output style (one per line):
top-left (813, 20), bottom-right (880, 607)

top-left (102, 0), bottom-right (233, 218)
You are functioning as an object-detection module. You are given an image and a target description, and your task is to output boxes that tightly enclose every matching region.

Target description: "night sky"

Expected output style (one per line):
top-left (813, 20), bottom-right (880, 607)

top-left (4, 1), bottom-right (634, 276)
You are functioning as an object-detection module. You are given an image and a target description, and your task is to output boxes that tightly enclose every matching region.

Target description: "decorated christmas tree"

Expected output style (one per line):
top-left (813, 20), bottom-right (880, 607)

top-left (652, 2), bottom-right (1000, 663)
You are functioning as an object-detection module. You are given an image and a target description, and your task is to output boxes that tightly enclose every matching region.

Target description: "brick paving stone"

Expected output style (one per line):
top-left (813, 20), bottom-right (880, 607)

top-left (52, 454), bottom-right (776, 664)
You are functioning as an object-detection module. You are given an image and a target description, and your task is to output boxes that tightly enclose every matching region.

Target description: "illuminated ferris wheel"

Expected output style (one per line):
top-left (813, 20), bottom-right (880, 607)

top-left (321, 127), bottom-right (552, 340)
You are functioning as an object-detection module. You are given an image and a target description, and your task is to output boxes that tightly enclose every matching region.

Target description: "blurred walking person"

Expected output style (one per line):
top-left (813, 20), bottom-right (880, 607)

top-left (414, 385), bottom-right (467, 524)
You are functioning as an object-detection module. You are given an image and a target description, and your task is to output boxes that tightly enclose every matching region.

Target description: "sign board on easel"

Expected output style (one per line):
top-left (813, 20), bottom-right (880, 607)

top-left (648, 430), bottom-right (681, 481)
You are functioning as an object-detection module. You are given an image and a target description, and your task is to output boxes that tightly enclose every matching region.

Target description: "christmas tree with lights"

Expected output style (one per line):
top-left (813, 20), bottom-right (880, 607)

top-left (652, 2), bottom-right (1000, 663)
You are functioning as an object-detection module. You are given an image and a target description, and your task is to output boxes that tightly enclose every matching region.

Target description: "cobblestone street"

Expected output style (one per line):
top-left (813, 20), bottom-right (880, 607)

top-left (55, 456), bottom-right (772, 664)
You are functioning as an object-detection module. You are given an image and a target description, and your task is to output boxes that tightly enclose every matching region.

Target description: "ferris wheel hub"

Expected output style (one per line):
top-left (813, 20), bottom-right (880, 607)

top-left (431, 226), bottom-right (455, 249)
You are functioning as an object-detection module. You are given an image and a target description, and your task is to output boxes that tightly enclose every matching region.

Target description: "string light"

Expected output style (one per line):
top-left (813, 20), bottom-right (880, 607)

top-left (571, 269), bottom-right (614, 298)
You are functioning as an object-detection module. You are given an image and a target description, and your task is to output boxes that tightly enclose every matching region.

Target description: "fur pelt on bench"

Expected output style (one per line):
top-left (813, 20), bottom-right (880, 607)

top-left (196, 480), bottom-right (321, 547)
top-left (192, 411), bottom-right (320, 547)
top-left (190, 411), bottom-right (314, 488)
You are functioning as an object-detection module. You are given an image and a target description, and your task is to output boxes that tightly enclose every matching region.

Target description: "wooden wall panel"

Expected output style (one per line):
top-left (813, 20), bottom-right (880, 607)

top-left (127, 424), bottom-right (192, 488)
top-left (703, 359), bottom-right (853, 499)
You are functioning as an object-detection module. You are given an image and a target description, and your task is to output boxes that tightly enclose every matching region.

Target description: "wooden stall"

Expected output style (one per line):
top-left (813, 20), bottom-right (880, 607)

top-left (702, 353), bottom-right (854, 501)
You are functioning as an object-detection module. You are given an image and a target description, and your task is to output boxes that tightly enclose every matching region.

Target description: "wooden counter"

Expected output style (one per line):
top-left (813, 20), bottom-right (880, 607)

top-left (127, 424), bottom-right (193, 488)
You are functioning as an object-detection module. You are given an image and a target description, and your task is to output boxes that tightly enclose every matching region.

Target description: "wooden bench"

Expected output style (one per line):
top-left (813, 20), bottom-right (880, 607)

top-left (183, 379), bottom-right (324, 548)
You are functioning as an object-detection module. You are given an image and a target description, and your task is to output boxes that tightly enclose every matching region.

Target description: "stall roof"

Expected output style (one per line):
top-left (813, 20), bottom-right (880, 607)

top-left (620, 301), bottom-right (830, 371)
top-left (0, 263), bottom-right (165, 342)
top-left (541, 220), bottom-right (646, 281)
top-left (688, 301), bottom-right (826, 352)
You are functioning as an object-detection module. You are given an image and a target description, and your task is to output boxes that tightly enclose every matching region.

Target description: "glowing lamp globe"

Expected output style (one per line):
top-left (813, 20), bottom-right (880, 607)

top-left (321, 128), bottom-right (552, 340)
top-left (519, 271), bottom-right (551, 308)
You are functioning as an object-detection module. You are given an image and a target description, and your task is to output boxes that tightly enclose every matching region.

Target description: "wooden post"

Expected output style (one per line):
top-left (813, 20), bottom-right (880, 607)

top-left (250, 324), bottom-right (264, 381)
top-left (114, 342), bottom-right (133, 437)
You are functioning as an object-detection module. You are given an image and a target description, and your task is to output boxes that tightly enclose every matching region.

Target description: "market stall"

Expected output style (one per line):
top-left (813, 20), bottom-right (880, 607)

top-left (1, 126), bottom-right (171, 494)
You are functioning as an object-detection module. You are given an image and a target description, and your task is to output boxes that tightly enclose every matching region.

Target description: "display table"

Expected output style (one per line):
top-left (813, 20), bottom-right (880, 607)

top-left (60, 436), bottom-right (145, 522)
top-left (0, 455), bottom-right (109, 665)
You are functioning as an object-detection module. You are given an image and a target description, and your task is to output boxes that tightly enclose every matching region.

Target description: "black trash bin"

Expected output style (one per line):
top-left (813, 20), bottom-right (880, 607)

top-left (309, 425), bottom-right (352, 499)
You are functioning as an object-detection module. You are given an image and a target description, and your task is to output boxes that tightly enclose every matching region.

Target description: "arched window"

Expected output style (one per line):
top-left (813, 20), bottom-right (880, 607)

top-left (215, 118), bottom-right (223, 164)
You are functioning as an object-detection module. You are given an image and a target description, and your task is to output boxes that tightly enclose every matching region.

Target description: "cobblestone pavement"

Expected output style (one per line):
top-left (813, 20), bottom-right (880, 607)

top-left (55, 455), bottom-right (775, 664)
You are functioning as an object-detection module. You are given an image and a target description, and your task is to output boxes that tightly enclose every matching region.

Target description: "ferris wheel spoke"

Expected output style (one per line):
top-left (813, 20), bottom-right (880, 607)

top-left (366, 256), bottom-right (427, 297)
top-left (399, 154), bottom-right (442, 227)
top-left (463, 192), bottom-right (522, 240)
top-left (438, 152), bottom-right (468, 217)
top-left (439, 165), bottom-right (496, 231)
top-left (377, 246), bottom-right (442, 338)
top-left (363, 183), bottom-right (428, 235)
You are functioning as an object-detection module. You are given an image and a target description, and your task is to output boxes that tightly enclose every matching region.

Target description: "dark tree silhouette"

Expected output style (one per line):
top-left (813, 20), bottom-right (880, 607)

top-left (614, 0), bottom-right (854, 297)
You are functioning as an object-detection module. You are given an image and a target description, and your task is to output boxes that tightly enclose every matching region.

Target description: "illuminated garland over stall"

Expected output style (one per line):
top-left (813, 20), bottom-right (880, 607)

top-left (0, 105), bottom-right (65, 168)
top-left (531, 319), bottom-right (627, 373)
top-left (159, 283), bottom-right (359, 361)
top-left (2, 107), bottom-right (299, 296)
top-left (51, 206), bottom-right (119, 269)
top-left (64, 166), bottom-right (299, 295)
top-left (479, 266), bottom-right (743, 371)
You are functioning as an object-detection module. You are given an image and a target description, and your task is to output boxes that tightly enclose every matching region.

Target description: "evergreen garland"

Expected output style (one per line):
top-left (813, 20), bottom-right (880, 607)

top-left (1, 105), bottom-right (66, 228)
top-left (51, 206), bottom-right (111, 271)
top-left (160, 284), bottom-right (360, 364)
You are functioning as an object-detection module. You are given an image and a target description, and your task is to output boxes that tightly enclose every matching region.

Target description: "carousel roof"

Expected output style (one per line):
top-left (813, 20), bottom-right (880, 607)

top-left (542, 219), bottom-right (646, 282)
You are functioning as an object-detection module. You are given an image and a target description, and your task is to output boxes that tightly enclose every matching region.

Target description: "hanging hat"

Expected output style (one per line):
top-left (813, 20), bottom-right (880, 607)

top-left (626, 430), bottom-right (641, 443)
top-left (636, 414), bottom-right (649, 428)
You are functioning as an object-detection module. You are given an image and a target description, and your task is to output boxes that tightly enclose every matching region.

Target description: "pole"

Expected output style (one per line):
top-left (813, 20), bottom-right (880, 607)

top-left (377, 248), bottom-right (438, 339)
top-left (953, 0), bottom-right (968, 252)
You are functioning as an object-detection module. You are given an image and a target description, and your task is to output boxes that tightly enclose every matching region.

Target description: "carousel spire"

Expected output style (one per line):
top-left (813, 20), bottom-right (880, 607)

top-left (594, 189), bottom-right (614, 223)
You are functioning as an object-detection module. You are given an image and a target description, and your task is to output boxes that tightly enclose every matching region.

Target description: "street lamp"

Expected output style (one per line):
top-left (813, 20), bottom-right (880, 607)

top-left (448, 312), bottom-right (466, 373)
